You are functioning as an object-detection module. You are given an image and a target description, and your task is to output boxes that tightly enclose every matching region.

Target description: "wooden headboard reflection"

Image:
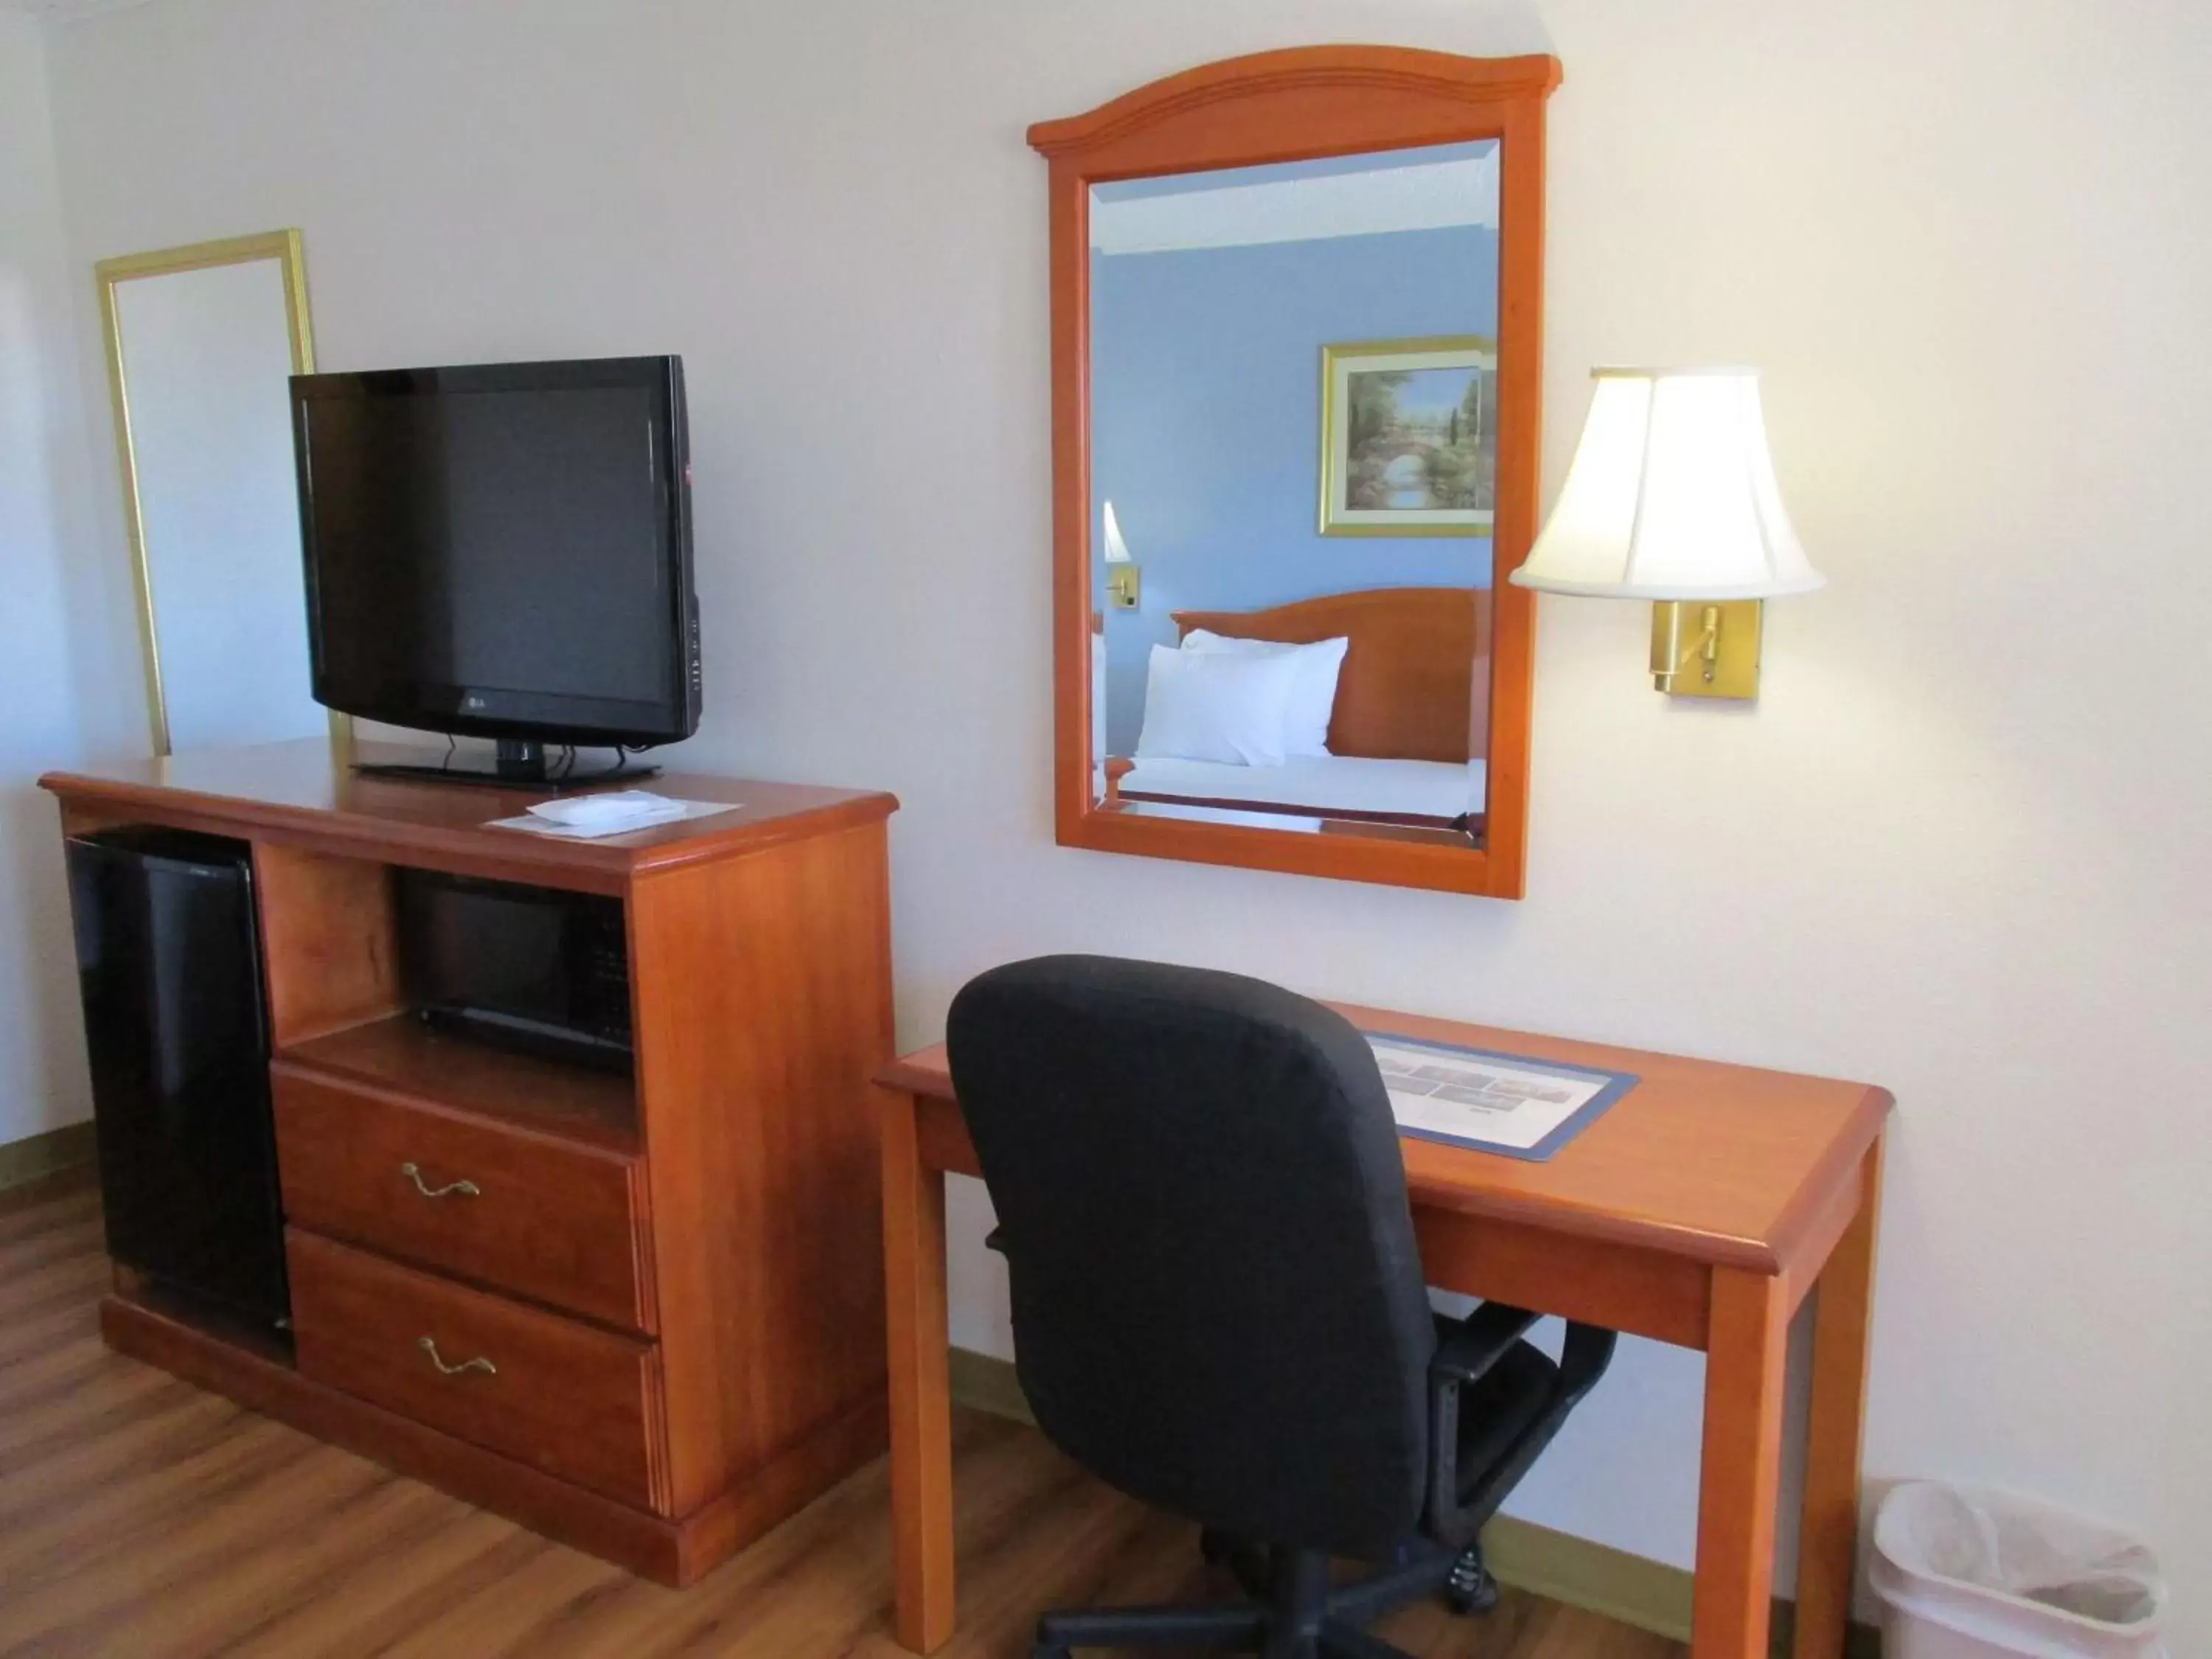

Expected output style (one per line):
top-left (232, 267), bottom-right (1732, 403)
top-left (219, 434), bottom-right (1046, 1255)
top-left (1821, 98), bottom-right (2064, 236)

top-left (1170, 586), bottom-right (1490, 763)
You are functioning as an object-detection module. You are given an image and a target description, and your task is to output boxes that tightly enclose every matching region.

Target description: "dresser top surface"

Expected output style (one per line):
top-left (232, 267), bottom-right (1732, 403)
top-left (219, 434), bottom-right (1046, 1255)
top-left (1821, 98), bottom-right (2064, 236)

top-left (41, 739), bottom-right (897, 887)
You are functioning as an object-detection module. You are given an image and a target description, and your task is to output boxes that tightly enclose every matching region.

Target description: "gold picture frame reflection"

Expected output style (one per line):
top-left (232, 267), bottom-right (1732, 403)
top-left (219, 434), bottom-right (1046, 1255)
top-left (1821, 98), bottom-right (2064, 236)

top-left (1319, 335), bottom-right (1497, 538)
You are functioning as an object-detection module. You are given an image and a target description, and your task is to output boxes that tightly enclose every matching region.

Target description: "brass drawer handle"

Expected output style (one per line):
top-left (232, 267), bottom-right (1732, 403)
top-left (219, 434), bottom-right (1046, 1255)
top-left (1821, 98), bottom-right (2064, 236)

top-left (400, 1162), bottom-right (480, 1200)
top-left (417, 1336), bottom-right (495, 1377)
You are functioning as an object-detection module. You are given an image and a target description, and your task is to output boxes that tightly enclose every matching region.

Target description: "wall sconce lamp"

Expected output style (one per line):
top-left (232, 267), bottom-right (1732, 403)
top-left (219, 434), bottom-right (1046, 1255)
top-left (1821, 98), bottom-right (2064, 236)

top-left (1510, 368), bottom-right (1823, 699)
top-left (1102, 499), bottom-right (1141, 611)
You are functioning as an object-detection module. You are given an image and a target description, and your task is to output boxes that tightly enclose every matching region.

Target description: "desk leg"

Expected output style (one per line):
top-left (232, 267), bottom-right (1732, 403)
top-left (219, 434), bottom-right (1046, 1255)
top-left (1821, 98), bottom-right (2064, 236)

top-left (1793, 1138), bottom-right (1885, 1659)
top-left (882, 1089), bottom-right (956, 1652)
top-left (1693, 1267), bottom-right (1790, 1659)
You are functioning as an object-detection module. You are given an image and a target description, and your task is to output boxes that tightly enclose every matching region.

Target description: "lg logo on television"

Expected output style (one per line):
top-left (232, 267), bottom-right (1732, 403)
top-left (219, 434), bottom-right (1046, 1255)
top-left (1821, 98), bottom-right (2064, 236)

top-left (464, 695), bottom-right (487, 710)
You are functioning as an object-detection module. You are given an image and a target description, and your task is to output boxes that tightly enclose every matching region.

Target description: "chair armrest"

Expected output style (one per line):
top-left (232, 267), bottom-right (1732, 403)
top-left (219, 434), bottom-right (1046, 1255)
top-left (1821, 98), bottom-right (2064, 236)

top-left (1428, 1301), bottom-right (1540, 1384)
top-left (1555, 1319), bottom-right (1615, 1405)
top-left (1424, 1311), bottom-right (1618, 1548)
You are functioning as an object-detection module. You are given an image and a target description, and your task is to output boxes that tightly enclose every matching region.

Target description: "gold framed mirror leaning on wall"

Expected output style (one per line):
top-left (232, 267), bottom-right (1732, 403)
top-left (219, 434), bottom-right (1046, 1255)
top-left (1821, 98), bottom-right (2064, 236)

top-left (1033, 49), bottom-right (1559, 898)
top-left (96, 229), bottom-right (341, 757)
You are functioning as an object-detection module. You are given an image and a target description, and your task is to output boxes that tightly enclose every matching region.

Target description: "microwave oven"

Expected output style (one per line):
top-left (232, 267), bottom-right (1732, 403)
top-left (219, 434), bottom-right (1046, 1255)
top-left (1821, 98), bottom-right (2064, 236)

top-left (396, 869), bottom-right (632, 1071)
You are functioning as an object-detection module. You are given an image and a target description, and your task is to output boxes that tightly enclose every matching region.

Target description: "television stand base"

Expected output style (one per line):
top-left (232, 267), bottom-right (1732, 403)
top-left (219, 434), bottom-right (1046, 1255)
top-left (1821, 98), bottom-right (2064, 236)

top-left (353, 740), bottom-right (660, 790)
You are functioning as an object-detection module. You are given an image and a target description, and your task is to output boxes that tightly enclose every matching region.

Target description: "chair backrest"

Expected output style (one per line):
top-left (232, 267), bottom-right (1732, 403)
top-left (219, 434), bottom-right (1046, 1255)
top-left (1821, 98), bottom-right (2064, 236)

top-left (945, 955), bottom-right (1437, 1556)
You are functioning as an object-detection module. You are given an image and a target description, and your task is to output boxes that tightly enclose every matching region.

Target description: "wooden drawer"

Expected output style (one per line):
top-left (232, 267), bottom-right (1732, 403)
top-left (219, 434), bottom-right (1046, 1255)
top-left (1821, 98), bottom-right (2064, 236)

top-left (288, 1229), bottom-right (669, 1510)
top-left (271, 1063), bottom-right (655, 1332)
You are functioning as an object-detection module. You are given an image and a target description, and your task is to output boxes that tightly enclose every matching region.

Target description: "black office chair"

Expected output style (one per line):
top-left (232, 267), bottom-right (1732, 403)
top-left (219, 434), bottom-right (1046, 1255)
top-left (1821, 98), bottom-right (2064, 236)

top-left (946, 956), bottom-right (1615, 1659)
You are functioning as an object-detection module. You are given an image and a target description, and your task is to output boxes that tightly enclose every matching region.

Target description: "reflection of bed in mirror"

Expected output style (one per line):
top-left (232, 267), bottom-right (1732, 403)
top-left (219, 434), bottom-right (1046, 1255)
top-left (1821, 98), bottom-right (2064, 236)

top-left (1105, 585), bottom-right (1489, 832)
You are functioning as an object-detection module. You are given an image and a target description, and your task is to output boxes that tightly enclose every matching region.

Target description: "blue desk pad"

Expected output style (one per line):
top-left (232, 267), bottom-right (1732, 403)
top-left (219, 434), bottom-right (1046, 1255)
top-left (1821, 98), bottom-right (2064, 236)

top-left (1363, 1030), bottom-right (1639, 1163)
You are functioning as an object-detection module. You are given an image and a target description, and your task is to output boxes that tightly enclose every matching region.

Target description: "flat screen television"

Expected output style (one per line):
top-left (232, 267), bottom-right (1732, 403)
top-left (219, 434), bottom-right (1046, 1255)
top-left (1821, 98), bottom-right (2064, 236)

top-left (291, 355), bottom-right (698, 785)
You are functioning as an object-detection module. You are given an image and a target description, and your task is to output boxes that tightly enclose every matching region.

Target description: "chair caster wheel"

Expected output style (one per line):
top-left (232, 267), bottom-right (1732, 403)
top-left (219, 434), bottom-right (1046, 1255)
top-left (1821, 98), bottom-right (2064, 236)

top-left (1444, 1545), bottom-right (1499, 1615)
top-left (1200, 1526), bottom-right (1232, 1566)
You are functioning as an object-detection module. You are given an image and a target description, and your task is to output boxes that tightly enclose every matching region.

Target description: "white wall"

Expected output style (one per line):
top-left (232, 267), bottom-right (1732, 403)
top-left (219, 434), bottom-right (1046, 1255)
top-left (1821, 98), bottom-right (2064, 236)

top-left (34, 0), bottom-right (2212, 1643)
top-left (0, 12), bottom-right (132, 1147)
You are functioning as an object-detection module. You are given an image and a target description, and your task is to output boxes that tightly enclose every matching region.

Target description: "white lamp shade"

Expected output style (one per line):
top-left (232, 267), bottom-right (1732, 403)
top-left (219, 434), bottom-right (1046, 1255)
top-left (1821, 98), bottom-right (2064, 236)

top-left (1512, 369), bottom-right (1823, 601)
top-left (1101, 499), bottom-right (1133, 563)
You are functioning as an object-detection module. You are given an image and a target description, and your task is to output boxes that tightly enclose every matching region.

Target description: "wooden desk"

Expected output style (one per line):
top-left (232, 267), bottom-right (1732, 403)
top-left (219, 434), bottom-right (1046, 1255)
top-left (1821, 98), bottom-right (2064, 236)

top-left (874, 1005), bottom-right (1891, 1659)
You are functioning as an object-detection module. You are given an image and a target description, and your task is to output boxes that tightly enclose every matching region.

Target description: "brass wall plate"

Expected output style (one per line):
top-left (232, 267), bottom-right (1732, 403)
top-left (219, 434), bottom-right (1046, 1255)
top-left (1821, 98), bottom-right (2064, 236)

top-left (1107, 563), bottom-right (1141, 610)
top-left (1652, 599), bottom-right (1763, 700)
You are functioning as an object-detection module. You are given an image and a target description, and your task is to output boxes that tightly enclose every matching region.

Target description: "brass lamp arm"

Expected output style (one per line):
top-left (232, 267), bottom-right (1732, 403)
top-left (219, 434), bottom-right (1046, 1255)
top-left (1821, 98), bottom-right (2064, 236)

top-left (1650, 603), bottom-right (1723, 692)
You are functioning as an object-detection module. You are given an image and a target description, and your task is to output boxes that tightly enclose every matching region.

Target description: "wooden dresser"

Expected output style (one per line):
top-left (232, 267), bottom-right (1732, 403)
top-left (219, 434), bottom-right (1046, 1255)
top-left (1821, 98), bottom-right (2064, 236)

top-left (39, 739), bottom-right (899, 1587)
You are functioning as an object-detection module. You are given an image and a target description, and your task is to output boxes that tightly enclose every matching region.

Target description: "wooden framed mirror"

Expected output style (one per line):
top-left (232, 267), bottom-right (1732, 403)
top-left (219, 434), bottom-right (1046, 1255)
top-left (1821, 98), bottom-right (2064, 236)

top-left (1032, 48), bottom-right (1559, 897)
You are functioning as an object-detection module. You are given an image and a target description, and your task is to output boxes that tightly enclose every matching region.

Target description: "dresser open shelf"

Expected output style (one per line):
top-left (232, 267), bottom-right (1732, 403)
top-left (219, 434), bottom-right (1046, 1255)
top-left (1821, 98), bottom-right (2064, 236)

top-left (41, 739), bottom-right (900, 1587)
top-left (276, 1014), bottom-right (641, 1154)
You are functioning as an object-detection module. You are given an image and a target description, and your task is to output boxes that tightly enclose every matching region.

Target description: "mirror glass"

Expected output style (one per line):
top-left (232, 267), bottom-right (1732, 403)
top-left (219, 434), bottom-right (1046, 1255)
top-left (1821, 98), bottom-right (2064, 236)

top-left (1088, 142), bottom-right (1500, 847)
top-left (101, 236), bottom-right (328, 755)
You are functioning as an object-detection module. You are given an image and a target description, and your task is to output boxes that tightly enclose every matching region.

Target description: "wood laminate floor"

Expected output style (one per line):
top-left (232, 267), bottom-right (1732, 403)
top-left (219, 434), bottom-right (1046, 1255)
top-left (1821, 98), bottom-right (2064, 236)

top-left (0, 1170), bottom-right (1681, 1659)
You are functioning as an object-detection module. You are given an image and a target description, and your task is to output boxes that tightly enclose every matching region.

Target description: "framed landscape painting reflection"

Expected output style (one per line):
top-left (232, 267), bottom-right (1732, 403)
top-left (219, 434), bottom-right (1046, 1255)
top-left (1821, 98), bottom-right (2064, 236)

top-left (1319, 336), bottom-right (1497, 537)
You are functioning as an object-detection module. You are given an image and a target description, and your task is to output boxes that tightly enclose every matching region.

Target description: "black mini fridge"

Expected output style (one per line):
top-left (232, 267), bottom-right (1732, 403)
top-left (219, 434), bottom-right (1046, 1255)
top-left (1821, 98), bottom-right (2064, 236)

top-left (66, 827), bottom-right (288, 1326)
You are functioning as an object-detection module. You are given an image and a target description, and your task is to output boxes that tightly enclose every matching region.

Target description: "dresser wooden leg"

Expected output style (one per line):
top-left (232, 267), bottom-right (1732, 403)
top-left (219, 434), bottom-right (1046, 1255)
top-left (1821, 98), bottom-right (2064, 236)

top-left (882, 1088), bottom-right (956, 1652)
top-left (1693, 1266), bottom-right (1790, 1659)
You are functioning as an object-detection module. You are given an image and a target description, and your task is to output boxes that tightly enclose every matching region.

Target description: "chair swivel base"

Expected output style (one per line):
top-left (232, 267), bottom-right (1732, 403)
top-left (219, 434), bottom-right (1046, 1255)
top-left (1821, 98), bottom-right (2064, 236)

top-left (1444, 1542), bottom-right (1499, 1615)
top-left (1031, 1536), bottom-right (1495, 1659)
top-left (1201, 1529), bottom-right (1498, 1620)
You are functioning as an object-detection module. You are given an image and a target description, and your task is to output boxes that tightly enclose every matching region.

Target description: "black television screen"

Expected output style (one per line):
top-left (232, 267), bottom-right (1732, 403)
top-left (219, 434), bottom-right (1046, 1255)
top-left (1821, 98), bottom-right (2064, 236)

top-left (292, 356), bottom-right (698, 750)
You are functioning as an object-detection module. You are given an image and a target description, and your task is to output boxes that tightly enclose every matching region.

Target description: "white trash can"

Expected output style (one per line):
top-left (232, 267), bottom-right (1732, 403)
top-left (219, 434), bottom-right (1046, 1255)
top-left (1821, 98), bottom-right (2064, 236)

top-left (1871, 1482), bottom-right (2167, 1659)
